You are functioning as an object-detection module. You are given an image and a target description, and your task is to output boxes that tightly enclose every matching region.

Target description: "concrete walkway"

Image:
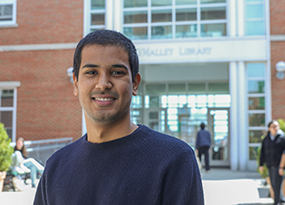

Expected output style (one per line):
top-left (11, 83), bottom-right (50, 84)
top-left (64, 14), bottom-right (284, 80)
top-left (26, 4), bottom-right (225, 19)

top-left (0, 168), bottom-right (274, 205)
top-left (201, 169), bottom-right (274, 205)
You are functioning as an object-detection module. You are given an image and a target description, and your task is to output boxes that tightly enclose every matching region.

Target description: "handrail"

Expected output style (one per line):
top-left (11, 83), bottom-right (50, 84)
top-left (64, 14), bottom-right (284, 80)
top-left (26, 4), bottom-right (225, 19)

top-left (10, 137), bottom-right (73, 148)
top-left (10, 137), bottom-right (74, 165)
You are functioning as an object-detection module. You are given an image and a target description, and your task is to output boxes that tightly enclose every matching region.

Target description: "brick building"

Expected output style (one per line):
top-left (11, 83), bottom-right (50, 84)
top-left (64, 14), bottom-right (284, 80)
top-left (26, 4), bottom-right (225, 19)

top-left (0, 0), bottom-right (83, 141)
top-left (0, 0), bottom-right (284, 170)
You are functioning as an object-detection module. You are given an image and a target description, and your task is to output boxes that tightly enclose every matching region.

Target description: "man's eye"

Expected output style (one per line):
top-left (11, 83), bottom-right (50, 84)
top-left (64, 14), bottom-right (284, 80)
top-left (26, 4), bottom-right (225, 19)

top-left (86, 71), bottom-right (97, 75)
top-left (112, 71), bottom-right (125, 75)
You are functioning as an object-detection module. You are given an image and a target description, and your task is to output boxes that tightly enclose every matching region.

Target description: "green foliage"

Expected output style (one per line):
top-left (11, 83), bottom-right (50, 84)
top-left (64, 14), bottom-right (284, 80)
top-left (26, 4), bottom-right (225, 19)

top-left (256, 145), bottom-right (268, 178)
top-left (0, 123), bottom-right (13, 171)
top-left (278, 119), bottom-right (285, 133)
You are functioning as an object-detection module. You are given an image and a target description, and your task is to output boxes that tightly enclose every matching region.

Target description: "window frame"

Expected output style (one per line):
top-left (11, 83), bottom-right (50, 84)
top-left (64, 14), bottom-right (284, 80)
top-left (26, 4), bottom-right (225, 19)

top-left (0, 81), bottom-right (20, 141)
top-left (0, 0), bottom-right (17, 27)
top-left (245, 0), bottom-right (265, 36)
top-left (122, 0), bottom-right (228, 40)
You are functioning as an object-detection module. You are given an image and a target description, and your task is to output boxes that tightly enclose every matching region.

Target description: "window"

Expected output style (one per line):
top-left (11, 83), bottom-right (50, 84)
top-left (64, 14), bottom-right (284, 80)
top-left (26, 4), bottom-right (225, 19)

top-left (0, 0), bottom-right (16, 26)
top-left (123, 0), bottom-right (227, 40)
top-left (89, 0), bottom-right (105, 31)
top-left (246, 63), bottom-right (266, 160)
top-left (0, 82), bottom-right (20, 141)
top-left (245, 0), bottom-right (265, 35)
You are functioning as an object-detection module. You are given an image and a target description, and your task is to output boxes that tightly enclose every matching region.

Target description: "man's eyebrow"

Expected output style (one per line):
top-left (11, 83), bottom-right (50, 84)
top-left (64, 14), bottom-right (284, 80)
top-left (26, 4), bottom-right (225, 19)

top-left (82, 64), bottom-right (98, 69)
top-left (112, 64), bottom-right (128, 70)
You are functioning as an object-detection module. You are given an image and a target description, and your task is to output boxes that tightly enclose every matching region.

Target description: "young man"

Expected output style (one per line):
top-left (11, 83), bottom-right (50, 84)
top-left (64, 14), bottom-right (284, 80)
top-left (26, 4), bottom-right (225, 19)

top-left (34, 30), bottom-right (204, 205)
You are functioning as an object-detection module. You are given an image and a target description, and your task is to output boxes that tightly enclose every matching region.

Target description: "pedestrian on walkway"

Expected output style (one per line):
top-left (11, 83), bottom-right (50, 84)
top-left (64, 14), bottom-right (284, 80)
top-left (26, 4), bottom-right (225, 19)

top-left (33, 29), bottom-right (204, 205)
top-left (259, 120), bottom-right (285, 205)
top-left (196, 122), bottom-right (211, 172)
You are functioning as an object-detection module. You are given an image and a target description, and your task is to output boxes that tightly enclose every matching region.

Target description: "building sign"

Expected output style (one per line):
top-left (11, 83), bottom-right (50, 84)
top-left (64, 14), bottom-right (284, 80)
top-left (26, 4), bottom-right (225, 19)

top-left (135, 38), bottom-right (266, 63)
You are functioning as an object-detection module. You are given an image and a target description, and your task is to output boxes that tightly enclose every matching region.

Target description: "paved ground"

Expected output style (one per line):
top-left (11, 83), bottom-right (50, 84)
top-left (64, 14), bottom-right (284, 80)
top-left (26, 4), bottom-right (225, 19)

top-left (0, 168), bottom-right (275, 205)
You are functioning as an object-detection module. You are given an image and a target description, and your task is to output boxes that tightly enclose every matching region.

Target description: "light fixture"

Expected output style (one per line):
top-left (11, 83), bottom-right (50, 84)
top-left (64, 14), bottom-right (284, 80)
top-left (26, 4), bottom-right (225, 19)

top-left (276, 61), bottom-right (285, 79)
top-left (67, 67), bottom-right (74, 83)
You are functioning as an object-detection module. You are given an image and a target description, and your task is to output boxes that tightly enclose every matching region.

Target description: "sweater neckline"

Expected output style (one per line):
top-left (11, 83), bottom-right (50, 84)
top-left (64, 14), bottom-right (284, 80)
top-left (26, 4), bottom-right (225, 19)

top-left (82, 124), bottom-right (146, 149)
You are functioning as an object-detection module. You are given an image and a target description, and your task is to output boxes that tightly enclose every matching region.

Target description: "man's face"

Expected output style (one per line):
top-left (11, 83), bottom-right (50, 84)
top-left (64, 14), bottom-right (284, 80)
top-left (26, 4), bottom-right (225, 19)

top-left (73, 44), bottom-right (140, 125)
top-left (269, 121), bottom-right (280, 136)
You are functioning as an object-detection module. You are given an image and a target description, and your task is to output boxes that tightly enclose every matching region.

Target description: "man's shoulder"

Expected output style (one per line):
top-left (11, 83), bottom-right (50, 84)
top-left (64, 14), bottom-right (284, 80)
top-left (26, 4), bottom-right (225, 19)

top-left (139, 125), bottom-right (194, 153)
top-left (47, 135), bottom-right (85, 164)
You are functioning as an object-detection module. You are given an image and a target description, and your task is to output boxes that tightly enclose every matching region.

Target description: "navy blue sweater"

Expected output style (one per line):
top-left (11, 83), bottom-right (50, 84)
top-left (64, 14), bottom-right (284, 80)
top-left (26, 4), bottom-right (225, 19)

top-left (34, 125), bottom-right (204, 205)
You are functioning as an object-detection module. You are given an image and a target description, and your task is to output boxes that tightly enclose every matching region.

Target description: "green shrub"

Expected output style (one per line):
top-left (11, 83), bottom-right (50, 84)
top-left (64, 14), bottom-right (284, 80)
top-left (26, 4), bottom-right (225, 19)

top-left (0, 123), bottom-right (13, 171)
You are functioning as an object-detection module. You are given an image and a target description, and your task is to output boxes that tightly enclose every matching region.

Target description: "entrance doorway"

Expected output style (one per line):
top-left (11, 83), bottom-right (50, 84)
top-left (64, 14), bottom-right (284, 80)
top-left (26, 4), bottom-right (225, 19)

top-left (208, 108), bottom-right (230, 167)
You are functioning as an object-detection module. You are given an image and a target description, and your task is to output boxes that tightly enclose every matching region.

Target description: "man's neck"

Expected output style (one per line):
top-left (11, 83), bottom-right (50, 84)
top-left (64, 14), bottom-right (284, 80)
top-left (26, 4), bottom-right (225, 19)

top-left (85, 117), bottom-right (138, 143)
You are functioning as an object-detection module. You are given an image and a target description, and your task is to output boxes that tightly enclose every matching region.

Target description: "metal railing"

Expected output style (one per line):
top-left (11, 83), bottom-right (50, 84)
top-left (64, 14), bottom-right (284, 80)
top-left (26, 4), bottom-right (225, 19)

top-left (10, 137), bottom-right (73, 166)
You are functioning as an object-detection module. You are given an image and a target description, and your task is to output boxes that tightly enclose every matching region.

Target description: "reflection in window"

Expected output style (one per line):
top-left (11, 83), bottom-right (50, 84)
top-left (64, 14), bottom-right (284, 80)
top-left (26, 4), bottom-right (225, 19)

top-left (91, 14), bottom-right (105, 25)
top-left (176, 24), bottom-right (197, 38)
top-left (248, 113), bottom-right (265, 126)
top-left (176, 8), bottom-right (197, 21)
top-left (91, 0), bottom-right (105, 9)
top-left (249, 130), bottom-right (265, 143)
top-left (247, 63), bottom-right (265, 78)
top-left (152, 0), bottom-right (172, 6)
top-left (201, 0), bottom-right (226, 3)
top-left (124, 11), bottom-right (147, 23)
top-left (151, 26), bottom-right (172, 39)
top-left (123, 27), bottom-right (148, 40)
top-left (201, 7), bottom-right (226, 20)
top-left (1, 90), bottom-right (14, 107)
top-left (248, 80), bottom-right (265, 94)
top-left (124, 0), bottom-right (147, 8)
top-left (151, 9), bottom-right (172, 22)
top-left (248, 97), bottom-right (265, 110)
top-left (201, 23), bottom-right (226, 37)
top-left (176, 0), bottom-right (197, 5)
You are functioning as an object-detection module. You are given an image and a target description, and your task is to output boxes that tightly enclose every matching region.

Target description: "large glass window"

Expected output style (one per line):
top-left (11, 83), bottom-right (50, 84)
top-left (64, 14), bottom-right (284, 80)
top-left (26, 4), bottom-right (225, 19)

top-left (0, 0), bottom-right (16, 26)
top-left (245, 0), bottom-right (265, 36)
top-left (246, 63), bottom-right (267, 160)
top-left (131, 82), bottom-right (230, 147)
top-left (123, 0), bottom-right (227, 40)
top-left (90, 0), bottom-right (105, 31)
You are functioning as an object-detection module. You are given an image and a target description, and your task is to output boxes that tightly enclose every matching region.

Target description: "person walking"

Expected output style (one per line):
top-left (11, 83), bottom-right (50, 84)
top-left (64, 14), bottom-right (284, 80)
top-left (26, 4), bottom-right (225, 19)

top-left (33, 30), bottom-right (204, 205)
top-left (196, 123), bottom-right (211, 172)
top-left (259, 120), bottom-right (285, 205)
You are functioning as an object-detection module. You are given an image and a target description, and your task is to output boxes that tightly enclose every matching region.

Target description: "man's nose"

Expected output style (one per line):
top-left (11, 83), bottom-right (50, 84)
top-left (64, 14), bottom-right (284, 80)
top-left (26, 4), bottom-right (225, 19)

top-left (95, 74), bottom-right (112, 91)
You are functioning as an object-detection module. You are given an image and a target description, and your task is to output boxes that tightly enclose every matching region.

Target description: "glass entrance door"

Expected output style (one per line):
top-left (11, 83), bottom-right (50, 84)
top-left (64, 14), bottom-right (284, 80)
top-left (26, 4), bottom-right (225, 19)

top-left (207, 108), bottom-right (230, 167)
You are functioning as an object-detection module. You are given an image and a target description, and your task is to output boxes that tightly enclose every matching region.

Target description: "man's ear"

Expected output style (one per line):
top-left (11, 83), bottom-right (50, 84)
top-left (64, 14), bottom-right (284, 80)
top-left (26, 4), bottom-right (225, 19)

top-left (132, 73), bottom-right (141, 96)
top-left (73, 73), bottom-right (78, 96)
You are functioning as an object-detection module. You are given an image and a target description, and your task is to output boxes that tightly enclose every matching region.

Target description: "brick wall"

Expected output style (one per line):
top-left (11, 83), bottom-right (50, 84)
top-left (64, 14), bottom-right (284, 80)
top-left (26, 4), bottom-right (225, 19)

top-left (270, 0), bottom-right (285, 35)
top-left (0, 0), bottom-right (84, 141)
top-left (270, 0), bottom-right (285, 121)
top-left (271, 42), bottom-right (285, 121)
top-left (0, 50), bottom-right (82, 141)
top-left (0, 0), bottom-right (83, 45)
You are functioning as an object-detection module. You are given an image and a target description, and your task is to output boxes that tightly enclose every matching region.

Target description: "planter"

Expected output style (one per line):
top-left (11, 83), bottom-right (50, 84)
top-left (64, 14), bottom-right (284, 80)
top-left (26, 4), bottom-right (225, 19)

top-left (0, 171), bottom-right (6, 192)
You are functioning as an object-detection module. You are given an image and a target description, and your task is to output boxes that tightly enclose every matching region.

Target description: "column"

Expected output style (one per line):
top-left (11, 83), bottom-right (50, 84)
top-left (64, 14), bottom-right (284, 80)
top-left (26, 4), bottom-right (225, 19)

top-left (228, 0), bottom-right (237, 37)
top-left (237, 0), bottom-right (245, 36)
top-left (229, 62), bottom-right (238, 170)
top-left (106, 0), bottom-right (114, 30)
top-left (238, 61), bottom-right (247, 170)
top-left (113, 0), bottom-right (123, 32)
